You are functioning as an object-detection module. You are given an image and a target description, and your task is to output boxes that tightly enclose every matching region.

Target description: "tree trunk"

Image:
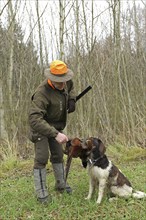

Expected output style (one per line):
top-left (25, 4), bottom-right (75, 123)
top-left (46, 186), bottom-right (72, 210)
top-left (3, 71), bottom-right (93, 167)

top-left (0, 72), bottom-right (8, 140)
top-left (59, 0), bottom-right (65, 60)
top-left (36, 0), bottom-right (45, 74)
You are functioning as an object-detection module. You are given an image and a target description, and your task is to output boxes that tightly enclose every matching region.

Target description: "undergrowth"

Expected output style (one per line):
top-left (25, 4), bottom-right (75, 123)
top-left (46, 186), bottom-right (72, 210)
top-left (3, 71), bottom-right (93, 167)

top-left (0, 144), bottom-right (146, 220)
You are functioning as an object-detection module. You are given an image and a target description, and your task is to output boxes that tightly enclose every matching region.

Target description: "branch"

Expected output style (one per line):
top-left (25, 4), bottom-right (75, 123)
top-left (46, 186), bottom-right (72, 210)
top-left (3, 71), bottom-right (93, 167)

top-left (141, 0), bottom-right (146, 6)
top-left (93, 2), bottom-right (115, 21)
top-left (25, 3), bottom-right (48, 44)
top-left (0, 0), bottom-right (11, 17)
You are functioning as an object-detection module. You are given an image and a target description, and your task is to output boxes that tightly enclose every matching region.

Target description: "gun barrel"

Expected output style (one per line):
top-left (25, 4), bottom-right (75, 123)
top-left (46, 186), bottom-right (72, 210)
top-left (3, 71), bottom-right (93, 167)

top-left (76, 86), bottom-right (92, 102)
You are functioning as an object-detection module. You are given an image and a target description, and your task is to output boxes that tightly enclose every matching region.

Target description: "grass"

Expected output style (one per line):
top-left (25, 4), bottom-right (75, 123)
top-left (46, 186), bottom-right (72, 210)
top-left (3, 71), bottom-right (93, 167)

top-left (0, 145), bottom-right (146, 220)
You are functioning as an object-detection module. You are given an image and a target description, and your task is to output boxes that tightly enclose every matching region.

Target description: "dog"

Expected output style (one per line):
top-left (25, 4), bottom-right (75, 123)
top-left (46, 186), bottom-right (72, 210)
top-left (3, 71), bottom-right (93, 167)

top-left (65, 137), bottom-right (146, 204)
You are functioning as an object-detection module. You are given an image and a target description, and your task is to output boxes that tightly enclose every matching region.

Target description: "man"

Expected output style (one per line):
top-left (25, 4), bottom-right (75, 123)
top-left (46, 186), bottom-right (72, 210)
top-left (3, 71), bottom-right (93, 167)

top-left (28, 60), bottom-right (76, 203)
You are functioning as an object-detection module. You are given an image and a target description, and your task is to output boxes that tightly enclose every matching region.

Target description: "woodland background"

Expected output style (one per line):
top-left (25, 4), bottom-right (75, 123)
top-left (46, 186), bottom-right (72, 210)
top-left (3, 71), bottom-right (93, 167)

top-left (0, 0), bottom-right (146, 159)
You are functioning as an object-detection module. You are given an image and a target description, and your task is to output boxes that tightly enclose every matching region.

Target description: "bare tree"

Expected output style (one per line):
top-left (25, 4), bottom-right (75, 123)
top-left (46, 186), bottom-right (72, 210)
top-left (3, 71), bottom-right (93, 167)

top-left (59, 0), bottom-right (65, 60)
top-left (0, 0), bottom-right (146, 155)
top-left (36, 0), bottom-right (48, 74)
top-left (0, 0), bottom-right (11, 17)
top-left (0, 71), bottom-right (8, 139)
top-left (36, 0), bottom-right (43, 74)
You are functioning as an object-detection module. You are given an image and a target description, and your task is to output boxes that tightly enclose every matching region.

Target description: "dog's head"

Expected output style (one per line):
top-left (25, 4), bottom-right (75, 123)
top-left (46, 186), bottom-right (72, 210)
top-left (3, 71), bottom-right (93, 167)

top-left (76, 137), bottom-right (105, 168)
top-left (64, 137), bottom-right (106, 167)
top-left (86, 137), bottom-right (106, 159)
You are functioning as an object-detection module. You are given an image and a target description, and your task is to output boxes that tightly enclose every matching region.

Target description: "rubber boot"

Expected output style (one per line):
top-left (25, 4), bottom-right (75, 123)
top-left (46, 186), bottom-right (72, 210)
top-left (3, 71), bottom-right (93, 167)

top-left (33, 168), bottom-right (51, 203)
top-left (52, 163), bottom-right (72, 194)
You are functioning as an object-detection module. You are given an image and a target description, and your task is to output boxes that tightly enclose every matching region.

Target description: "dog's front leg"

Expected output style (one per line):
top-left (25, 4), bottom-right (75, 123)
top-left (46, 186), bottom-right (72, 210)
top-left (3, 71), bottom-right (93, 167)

top-left (85, 176), bottom-right (94, 200)
top-left (96, 179), bottom-right (106, 204)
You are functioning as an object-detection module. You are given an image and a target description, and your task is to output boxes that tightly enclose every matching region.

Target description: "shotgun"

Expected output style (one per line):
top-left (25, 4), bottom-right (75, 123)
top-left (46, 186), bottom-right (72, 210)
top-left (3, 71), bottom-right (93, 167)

top-left (65, 86), bottom-right (92, 179)
top-left (76, 85), bottom-right (92, 102)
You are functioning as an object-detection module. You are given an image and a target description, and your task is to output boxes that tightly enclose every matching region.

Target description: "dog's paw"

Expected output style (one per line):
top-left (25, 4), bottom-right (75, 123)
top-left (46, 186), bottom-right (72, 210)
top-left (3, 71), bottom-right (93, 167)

top-left (96, 200), bottom-right (101, 204)
top-left (109, 197), bottom-right (118, 202)
top-left (85, 196), bottom-right (91, 200)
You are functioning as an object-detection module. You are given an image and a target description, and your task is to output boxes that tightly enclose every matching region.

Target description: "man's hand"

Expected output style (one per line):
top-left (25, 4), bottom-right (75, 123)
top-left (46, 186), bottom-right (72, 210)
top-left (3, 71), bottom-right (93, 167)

top-left (55, 132), bottom-right (68, 144)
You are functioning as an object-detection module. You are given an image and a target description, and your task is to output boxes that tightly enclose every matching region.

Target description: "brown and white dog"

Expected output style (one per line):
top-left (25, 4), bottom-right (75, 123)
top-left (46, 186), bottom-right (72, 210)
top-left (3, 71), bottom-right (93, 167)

top-left (65, 137), bottom-right (146, 204)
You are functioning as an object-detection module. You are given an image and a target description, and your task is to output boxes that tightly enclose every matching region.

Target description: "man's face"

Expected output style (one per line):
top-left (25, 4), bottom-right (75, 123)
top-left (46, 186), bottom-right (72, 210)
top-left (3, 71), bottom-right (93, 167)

top-left (52, 81), bottom-right (66, 90)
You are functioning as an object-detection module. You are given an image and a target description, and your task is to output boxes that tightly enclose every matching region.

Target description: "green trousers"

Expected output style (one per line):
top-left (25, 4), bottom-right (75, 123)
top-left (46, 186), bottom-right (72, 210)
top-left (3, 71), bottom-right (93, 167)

top-left (34, 137), bottom-right (64, 169)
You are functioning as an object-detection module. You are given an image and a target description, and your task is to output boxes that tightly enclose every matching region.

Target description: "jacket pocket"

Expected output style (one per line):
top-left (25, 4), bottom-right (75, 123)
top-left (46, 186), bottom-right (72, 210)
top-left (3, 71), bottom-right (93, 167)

top-left (28, 131), bottom-right (44, 143)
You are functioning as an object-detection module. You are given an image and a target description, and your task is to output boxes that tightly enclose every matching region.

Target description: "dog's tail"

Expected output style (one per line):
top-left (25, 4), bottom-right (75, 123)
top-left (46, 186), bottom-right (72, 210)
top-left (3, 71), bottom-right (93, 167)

top-left (132, 190), bottom-right (146, 199)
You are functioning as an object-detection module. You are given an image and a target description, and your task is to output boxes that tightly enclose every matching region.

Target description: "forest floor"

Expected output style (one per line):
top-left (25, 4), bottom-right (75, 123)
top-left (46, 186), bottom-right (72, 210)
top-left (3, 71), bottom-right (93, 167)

top-left (1, 145), bottom-right (146, 220)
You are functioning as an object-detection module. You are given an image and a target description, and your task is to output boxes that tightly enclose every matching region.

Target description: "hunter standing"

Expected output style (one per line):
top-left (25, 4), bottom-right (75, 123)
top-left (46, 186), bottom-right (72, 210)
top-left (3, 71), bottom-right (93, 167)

top-left (28, 60), bottom-right (76, 203)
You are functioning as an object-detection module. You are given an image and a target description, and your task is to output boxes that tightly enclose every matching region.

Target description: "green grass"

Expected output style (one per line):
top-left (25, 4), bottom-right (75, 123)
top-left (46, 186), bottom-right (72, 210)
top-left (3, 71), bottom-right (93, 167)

top-left (0, 147), bottom-right (146, 220)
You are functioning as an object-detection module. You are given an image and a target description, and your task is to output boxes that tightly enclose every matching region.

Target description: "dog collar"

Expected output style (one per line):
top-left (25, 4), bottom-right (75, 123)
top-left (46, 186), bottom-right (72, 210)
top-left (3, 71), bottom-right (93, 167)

top-left (88, 156), bottom-right (103, 167)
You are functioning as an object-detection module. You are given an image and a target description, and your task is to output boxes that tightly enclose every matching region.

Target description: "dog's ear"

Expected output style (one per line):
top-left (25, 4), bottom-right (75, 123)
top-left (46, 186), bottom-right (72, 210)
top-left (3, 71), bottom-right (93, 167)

top-left (93, 138), bottom-right (106, 155)
top-left (99, 140), bottom-right (106, 156)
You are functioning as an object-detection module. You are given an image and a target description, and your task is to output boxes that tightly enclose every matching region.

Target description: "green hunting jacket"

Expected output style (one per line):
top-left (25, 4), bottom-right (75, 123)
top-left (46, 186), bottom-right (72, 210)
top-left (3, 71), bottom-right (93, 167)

top-left (28, 79), bottom-right (76, 143)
